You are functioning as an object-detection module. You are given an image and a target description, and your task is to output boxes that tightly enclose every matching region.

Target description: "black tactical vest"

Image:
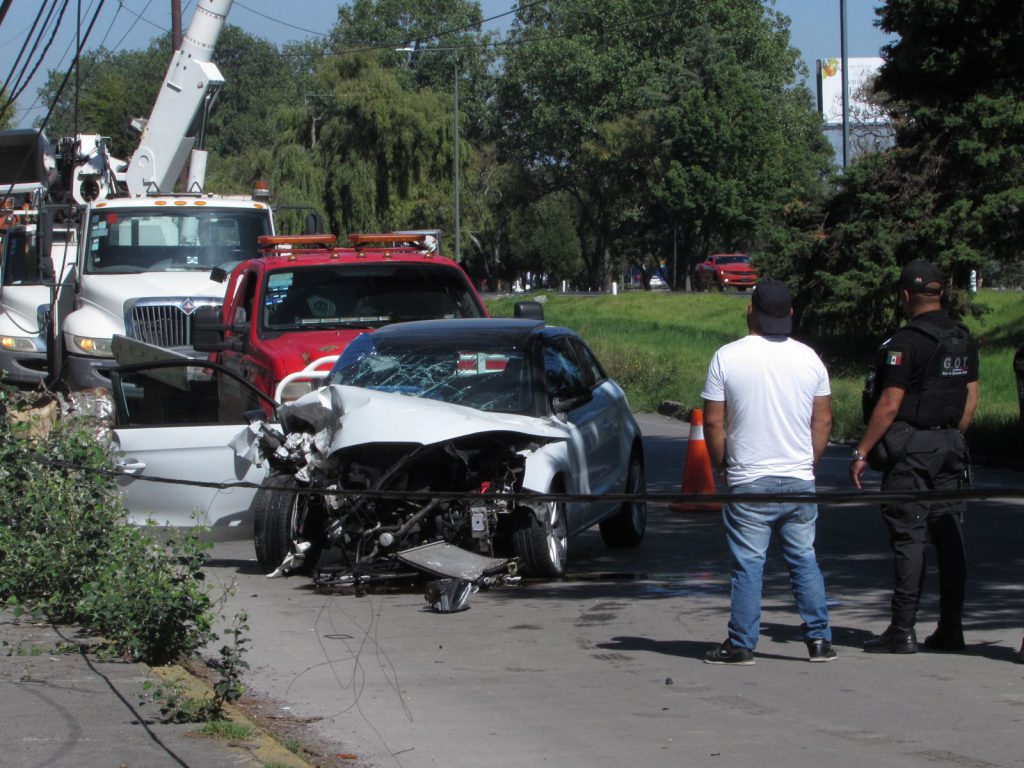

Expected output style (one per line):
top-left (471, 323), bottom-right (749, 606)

top-left (863, 315), bottom-right (973, 428)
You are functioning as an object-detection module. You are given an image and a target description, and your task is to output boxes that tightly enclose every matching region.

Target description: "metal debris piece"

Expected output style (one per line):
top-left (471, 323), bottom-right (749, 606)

top-left (397, 540), bottom-right (511, 582)
top-left (424, 579), bottom-right (476, 613)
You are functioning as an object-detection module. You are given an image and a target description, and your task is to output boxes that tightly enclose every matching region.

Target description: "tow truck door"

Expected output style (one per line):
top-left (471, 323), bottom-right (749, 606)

top-left (110, 359), bottom-right (275, 538)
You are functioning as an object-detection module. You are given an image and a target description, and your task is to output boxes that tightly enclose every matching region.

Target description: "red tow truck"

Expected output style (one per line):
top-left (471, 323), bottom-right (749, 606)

top-left (192, 232), bottom-right (488, 401)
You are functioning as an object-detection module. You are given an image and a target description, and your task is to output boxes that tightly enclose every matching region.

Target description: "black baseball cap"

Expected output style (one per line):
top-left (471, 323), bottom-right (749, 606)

top-left (898, 260), bottom-right (943, 294)
top-left (752, 277), bottom-right (792, 336)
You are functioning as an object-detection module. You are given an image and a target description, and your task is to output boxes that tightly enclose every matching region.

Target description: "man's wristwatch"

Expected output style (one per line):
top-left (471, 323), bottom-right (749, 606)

top-left (852, 450), bottom-right (867, 463)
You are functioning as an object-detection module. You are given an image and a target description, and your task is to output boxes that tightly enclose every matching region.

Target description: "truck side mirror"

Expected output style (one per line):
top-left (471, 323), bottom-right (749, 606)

top-left (192, 305), bottom-right (235, 352)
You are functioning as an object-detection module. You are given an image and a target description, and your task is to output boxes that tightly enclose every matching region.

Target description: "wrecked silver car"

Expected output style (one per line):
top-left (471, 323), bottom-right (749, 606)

top-left (236, 318), bottom-right (647, 587)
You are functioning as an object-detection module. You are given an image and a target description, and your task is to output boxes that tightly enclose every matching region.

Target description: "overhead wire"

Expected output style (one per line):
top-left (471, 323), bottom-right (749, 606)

top-left (8, 0), bottom-right (73, 104)
top-left (10, 0), bottom-right (124, 127)
top-left (0, 0), bottom-right (66, 123)
top-left (34, 0), bottom-right (109, 136)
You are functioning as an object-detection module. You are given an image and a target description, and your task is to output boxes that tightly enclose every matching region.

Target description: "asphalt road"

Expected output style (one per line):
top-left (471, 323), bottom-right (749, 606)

top-left (203, 413), bottom-right (1024, 768)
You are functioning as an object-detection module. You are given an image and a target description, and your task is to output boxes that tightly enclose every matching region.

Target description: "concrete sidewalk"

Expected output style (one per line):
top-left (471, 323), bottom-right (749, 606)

top-left (0, 612), bottom-right (314, 768)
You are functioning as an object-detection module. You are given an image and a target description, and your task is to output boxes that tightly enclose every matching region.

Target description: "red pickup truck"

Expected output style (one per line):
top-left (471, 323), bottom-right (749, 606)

top-left (193, 233), bottom-right (488, 401)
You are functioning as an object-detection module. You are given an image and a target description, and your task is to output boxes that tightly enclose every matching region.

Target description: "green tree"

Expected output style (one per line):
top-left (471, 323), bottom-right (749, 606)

top-left (495, 0), bottom-right (830, 289)
top-left (507, 193), bottom-right (585, 287)
top-left (314, 53), bottom-right (458, 239)
top-left (0, 87), bottom-right (17, 129)
top-left (796, 0), bottom-right (1024, 334)
top-left (35, 41), bottom-right (170, 157)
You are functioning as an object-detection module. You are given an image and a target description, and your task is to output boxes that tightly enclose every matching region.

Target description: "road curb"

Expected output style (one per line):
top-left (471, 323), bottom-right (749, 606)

top-left (152, 664), bottom-right (319, 768)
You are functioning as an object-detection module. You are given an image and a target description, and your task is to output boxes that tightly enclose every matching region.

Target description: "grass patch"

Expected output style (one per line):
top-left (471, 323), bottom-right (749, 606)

top-left (199, 719), bottom-right (253, 740)
top-left (487, 289), bottom-right (1023, 462)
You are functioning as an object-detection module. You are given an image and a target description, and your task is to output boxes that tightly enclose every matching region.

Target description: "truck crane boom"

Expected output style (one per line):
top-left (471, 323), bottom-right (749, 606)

top-left (125, 0), bottom-right (233, 197)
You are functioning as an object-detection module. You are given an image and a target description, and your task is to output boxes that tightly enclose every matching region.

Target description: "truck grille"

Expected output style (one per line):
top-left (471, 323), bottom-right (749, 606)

top-left (126, 299), bottom-right (221, 349)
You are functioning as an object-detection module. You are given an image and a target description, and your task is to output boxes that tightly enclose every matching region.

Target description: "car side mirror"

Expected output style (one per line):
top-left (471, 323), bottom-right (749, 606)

top-left (551, 389), bottom-right (592, 414)
top-left (514, 301), bottom-right (544, 320)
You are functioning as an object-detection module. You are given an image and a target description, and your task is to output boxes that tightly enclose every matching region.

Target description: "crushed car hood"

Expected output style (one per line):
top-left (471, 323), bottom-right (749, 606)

top-left (291, 384), bottom-right (569, 448)
top-left (233, 384), bottom-right (570, 466)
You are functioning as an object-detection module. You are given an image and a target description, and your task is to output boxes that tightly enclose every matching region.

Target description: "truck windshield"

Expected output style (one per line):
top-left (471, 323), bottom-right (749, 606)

top-left (84, 208), bottom-right (271, 274)
top-left (261, 262), bottom-right (486, 330)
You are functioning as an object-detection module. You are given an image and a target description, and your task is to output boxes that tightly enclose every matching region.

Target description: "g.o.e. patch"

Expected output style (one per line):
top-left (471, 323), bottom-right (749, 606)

top-left (886, 350), bottom-right (903, 366)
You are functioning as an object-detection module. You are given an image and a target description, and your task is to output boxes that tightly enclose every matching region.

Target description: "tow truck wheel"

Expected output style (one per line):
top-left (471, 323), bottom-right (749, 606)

top-left (253, 476), bottom-right (324, 575)
top-left (513, 493), bottom-right (568, 578)
top-left (599, 449), bottom-right (647, 548)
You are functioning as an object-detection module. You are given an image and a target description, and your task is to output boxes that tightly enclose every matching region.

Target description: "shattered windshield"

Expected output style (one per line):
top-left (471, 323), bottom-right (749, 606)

top-left (328, 333), bottom-right (533, 414)
top-left (85, 208), bottom-right (271, 274)
top-left (262, 262), bottom-right (485, 330)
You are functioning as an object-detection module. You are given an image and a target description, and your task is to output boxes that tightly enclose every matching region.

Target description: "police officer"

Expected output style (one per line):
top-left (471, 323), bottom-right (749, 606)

top-left (851, 260), bottom-right (979, 654)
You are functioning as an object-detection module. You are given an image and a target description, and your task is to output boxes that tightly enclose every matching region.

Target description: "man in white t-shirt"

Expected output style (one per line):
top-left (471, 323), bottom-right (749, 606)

top-left (700, 278), bottom-right (835, 665)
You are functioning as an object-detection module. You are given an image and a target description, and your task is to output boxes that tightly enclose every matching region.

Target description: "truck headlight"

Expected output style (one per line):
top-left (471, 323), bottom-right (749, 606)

top-left (70, 335), bottom-right (114, 357)
top-left (1, 335), bottom-right (41, 353)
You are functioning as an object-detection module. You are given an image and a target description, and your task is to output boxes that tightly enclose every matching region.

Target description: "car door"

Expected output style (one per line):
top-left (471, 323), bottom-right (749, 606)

top-left (110, 359), bottom-right (274, 537)
top-left (564, 337), bottom-right (627, 524)
top-left (541, 335), bottom-right (616, 530)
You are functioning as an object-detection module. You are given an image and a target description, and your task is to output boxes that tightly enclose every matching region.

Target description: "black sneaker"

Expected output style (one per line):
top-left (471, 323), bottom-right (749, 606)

top-left (923, 627), bottom-right (965, 652)
top-left (704, 639), bottom-right (755, 665)
top-left (806, 638), bottom-right (838, 662)
top-left (864, 625), bottom-right (918, 654)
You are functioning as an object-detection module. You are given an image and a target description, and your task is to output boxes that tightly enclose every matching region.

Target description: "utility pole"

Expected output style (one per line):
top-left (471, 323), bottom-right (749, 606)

top-left (172, 0), bottom-right (182, 51)
top-left (840, 0), bottom-right (850, 167)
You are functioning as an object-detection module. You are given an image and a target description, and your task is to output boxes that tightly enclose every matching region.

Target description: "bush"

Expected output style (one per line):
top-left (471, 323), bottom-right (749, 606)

top-left (0, 385), bottom-right (215, 664)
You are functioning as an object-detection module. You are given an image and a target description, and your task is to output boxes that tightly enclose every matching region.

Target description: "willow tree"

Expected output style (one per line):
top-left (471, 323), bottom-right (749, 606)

top-left (314, 53), bottom-right (459, 242)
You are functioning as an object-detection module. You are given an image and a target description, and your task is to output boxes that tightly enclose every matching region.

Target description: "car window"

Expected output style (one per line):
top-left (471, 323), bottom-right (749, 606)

top-left (543, 337), bottom-right (588, 397)
top-left (568, 338), bottom-right (606, 388)
top-left (113, 363), bottom-right (268, 426)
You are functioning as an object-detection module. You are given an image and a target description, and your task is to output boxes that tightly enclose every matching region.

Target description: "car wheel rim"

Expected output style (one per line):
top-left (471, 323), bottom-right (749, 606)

top-left (630, 462), bottom-right (647, 529)
top-left (290, 494), bottom-right (305, 541)
top-left (546, 502), bottom-right (567, 568)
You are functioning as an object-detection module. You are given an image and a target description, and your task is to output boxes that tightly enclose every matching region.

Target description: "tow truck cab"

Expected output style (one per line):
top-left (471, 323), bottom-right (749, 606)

top-left (193, 232), bottom-right (488, 401)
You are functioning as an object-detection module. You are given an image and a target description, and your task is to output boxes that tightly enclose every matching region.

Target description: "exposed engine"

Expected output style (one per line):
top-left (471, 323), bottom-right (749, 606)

top-left (232, 385), bottom-right (564, 594)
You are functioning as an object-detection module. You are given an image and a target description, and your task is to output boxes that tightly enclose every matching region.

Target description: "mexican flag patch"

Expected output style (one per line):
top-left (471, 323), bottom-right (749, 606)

top-left (886, 351), bottom-right (903, 366)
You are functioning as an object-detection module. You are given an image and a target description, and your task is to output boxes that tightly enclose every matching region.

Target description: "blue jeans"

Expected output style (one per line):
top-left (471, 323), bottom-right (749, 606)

top-left (724, 476), bottom-right (831, 650)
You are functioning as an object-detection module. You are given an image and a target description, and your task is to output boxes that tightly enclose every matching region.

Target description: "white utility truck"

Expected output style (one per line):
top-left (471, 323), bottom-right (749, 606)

top-left (46, 0), bottom-right (274, 388)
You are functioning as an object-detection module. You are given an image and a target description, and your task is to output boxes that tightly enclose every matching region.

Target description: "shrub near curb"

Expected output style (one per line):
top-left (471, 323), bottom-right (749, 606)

top-left (0, 385), bottom-right (215, 665)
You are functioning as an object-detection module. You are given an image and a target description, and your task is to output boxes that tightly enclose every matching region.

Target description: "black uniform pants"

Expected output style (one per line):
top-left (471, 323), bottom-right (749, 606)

top-left (880, 427), bottom-right (967, 630)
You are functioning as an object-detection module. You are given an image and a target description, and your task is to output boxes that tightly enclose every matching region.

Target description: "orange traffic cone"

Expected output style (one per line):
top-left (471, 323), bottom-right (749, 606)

top-left (669, 408), bottom-right (722, 513)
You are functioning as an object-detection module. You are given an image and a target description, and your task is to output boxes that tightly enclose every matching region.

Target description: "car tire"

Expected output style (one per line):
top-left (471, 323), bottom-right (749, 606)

top-left (599, 449), bottom-right (647, 548)
top-left (513, 494), bottom-right (568, 578)
top-left (253, 475), bottom-right (324, 575)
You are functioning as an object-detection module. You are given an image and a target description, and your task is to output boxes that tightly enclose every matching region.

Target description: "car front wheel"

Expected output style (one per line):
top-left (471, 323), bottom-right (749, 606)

top-left (599, 450), bottom-right (647, 547)
top-left (253, 476), bottom-right (324, 575)
top-left (513, 496), bottom-right (568, 578)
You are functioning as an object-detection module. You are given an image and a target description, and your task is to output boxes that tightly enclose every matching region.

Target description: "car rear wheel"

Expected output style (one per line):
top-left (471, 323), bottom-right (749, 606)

top-left (253, 476), bottom-right (324, 575)
top-left (513, 495), bottom-right (568, 578)
top-left (599, 450), bottom-right (647, 548)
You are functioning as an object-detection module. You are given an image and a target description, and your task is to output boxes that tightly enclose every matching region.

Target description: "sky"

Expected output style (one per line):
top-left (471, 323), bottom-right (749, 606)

top-left (0, 0), bottom-right (894, 129)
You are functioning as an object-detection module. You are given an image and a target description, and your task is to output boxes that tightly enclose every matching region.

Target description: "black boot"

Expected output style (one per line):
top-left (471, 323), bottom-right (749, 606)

top-left (923, 624), bottom-right (965, 652)
top-left (864, 625), bottom-right (918, 654)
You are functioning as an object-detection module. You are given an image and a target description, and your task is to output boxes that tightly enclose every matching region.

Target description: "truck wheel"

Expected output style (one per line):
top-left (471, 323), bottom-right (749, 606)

top-left (599, 449), bottom-right (647, 548)
top-left (253, 476), bottom-right (324, 574)
top-left (513, 494), bottom-right (568, 578)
